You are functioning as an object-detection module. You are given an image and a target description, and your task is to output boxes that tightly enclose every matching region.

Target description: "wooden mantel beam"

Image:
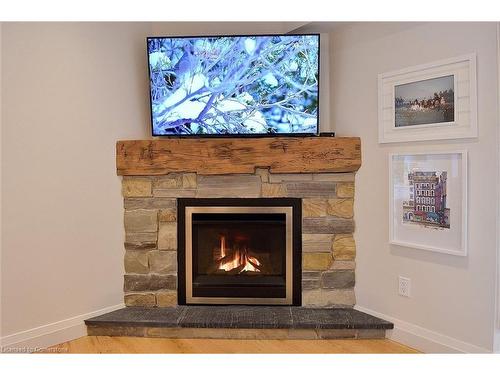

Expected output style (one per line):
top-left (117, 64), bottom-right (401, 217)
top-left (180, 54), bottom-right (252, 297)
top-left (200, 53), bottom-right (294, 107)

top-left (116, 137), bottom-right (361, 176)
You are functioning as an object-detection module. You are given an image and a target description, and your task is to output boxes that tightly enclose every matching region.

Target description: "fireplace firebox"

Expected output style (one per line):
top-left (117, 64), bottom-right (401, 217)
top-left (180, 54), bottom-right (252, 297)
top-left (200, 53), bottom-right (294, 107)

top-left (177, 198), bottom-right (302, 305)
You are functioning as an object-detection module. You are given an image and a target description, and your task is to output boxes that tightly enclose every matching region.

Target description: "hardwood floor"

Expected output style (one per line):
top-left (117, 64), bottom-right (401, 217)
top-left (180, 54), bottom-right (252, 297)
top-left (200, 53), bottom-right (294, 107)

top-left (46, 336), bottom-right (418, 354)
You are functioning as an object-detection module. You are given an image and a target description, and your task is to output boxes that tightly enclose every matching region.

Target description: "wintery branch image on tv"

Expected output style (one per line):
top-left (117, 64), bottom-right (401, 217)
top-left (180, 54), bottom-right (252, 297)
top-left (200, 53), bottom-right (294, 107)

top-left (147, 34), bottom-right (320, 136)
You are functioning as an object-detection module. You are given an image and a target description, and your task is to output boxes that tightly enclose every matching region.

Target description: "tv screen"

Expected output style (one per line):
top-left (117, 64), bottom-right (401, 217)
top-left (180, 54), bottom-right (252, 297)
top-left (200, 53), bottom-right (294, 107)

top-left (147, 34), bottom-right (320, 136)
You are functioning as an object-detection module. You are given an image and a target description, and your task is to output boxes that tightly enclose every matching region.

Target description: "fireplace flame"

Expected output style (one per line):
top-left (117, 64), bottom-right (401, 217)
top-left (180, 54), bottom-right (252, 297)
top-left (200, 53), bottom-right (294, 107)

top-left (220, 235), bottom-right (226, 259)
top-left (216, 235), bottom-right (262, 273)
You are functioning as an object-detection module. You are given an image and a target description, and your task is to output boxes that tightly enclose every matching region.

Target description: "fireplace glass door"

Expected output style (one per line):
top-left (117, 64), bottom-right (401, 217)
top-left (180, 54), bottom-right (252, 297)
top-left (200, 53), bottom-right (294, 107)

top-left (179, 200), bottom-right (300, 305)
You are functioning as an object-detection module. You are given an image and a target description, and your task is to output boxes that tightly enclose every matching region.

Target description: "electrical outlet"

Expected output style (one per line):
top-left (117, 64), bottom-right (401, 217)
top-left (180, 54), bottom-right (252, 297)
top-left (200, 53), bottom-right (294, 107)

top-left (398, 276), bottom-right (411, 297)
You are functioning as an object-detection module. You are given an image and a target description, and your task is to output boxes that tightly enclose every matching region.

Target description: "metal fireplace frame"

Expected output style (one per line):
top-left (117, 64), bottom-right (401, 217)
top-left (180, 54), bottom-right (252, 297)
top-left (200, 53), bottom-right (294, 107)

top-left (177, 198), bottom-right (302, 306)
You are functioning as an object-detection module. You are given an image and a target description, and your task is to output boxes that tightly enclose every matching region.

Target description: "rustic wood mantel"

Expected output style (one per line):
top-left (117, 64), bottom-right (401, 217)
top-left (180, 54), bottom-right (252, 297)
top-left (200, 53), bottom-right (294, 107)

top-left (116, 137), bottom-right (361, 176)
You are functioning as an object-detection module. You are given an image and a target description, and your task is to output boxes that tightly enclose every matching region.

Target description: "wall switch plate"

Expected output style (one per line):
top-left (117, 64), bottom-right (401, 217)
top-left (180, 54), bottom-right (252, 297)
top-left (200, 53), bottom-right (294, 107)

top-left (398, 276), bottom-right (411, 297)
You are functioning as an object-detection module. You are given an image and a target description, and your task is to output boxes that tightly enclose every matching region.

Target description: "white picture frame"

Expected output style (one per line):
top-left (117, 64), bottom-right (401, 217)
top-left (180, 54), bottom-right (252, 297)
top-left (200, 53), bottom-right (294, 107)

top-left (378, 54), bottom-right (477, 143)
top-left (389, 151), bottom-right (468, 256)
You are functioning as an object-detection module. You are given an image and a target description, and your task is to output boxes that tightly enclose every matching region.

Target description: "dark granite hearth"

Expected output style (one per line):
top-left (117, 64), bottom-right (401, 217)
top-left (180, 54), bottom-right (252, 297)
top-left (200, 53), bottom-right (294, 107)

top-left (85, 306), bottom-right (393, 331)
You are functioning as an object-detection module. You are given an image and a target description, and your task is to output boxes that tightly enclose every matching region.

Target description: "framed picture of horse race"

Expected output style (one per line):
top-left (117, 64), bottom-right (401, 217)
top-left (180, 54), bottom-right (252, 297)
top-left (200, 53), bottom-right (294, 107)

top-left (389, 151), bottom-right (467, 256)
top-left (378, 54), bottom-right (477, 143)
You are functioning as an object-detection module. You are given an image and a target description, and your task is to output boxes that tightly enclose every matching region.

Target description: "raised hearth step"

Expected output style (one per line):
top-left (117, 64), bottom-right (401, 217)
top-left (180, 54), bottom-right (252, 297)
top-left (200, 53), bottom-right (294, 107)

top-left (85, 307), bottom-right (393, 340)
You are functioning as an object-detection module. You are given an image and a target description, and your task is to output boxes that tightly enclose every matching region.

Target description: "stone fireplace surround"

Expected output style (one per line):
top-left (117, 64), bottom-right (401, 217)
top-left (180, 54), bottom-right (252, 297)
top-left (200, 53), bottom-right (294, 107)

top-left (123, 171), bottom-right (357, 308)
top-left (122, 171), bottom-right (356, 308)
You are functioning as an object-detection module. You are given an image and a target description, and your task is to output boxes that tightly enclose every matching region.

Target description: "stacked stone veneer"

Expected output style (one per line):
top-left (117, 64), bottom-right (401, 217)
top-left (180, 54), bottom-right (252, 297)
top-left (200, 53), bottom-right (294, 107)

top-left (121, 169), bottom-right (356, 308)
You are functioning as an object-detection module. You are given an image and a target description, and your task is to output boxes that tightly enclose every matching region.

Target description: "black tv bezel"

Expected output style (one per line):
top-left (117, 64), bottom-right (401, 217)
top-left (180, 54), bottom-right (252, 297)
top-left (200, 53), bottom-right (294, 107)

top-left (146, 33), bottom-right (321, 138)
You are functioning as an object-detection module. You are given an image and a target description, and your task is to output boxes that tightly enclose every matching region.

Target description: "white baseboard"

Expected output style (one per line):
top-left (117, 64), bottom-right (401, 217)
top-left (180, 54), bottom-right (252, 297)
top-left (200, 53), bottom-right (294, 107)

top-left (0, 303), bottom-right (125, 351)
top-left (356, 305), bottom-right (491, 353)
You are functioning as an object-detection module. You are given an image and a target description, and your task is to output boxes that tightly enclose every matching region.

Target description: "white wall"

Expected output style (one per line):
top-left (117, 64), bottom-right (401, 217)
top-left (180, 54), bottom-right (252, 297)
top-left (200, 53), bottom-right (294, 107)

top-left (495, 22), bottom-right (500, 354)
top-left (150, 21), bottom-right (304, 35)
top-left (0, 22), bottom-right (305, 348)
top-left (1, 22), bottom-right (153, 346)
top-left (0, 21), bottom-right (3, 341)
top-left (330, 22), bottom-right (499, 352)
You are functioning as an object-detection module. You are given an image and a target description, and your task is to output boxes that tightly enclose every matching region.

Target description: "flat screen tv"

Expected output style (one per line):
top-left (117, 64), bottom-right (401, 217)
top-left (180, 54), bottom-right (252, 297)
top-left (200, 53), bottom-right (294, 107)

top-left (147, 34), bottom-right (320, 137)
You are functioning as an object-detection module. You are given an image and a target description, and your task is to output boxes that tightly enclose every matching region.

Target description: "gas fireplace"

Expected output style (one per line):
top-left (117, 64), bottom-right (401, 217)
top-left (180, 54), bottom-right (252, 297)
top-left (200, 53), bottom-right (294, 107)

top-left (177, 198), bottom-right (302, 305)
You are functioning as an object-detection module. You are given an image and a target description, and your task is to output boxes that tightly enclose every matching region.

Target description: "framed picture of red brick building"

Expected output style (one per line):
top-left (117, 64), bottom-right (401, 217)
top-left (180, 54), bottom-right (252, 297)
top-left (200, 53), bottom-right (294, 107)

top-left (389, 151), bottom-right (467, 256)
